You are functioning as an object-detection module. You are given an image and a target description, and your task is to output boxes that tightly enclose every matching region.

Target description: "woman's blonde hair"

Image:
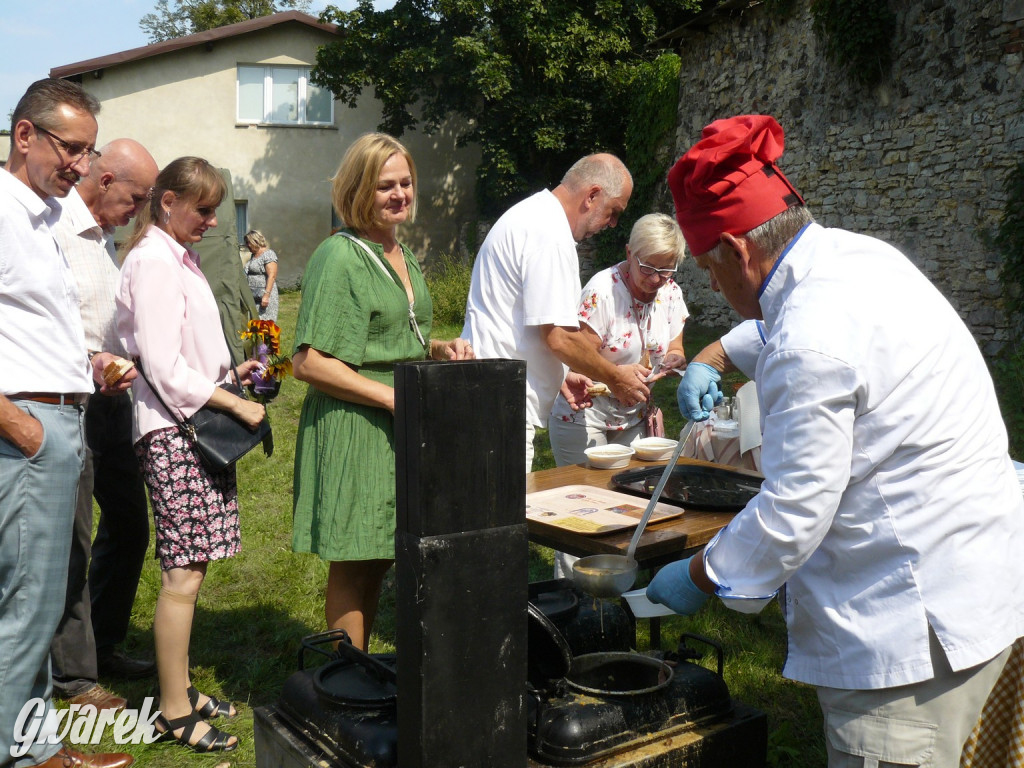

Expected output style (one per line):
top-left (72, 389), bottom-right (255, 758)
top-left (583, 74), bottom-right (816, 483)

top-left (628, 213), bottom-right (688, 268)
top-left (121, 156), bottom-right (226, 256)
top-left (331, 133), bottom-right (417, 233)
top-left (244, 229), bottom-right (268, 252)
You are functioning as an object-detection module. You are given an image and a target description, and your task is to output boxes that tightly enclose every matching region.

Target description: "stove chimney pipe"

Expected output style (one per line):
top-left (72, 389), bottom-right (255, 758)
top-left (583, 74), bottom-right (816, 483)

top-left (394, 359), bottom-right (528, 768)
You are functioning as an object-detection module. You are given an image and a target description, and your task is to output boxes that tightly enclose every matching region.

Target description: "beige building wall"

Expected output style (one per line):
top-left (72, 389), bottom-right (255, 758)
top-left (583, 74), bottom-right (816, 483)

top-left (76, 21), bottom-right (478, 287)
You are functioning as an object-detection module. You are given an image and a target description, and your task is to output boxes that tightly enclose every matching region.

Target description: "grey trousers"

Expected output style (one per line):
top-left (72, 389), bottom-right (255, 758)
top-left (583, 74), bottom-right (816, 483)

top-left (817, 629), bottom-right (1013, 768)
top-left (0, 401), bottom-right (84, 768)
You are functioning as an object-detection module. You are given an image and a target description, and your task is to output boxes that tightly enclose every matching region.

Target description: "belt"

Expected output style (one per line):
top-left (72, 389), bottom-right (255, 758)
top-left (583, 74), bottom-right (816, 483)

top-left (8, 392), bottom-right (89, 406)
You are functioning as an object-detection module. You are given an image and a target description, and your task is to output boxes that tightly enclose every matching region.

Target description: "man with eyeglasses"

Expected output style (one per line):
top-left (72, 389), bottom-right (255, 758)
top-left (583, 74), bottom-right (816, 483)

top-left (648, 114), bottom-right (1024, 768)
top-left (0, 78), bottom-right (134, 768)
top-left (462, 153), bottom-right (651, 470)
top-left (49, 139), bottom-right (160, 716)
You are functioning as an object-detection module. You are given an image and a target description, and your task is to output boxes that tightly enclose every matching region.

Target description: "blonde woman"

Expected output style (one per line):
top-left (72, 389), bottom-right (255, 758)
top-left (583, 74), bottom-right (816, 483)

top-left (243, 229), bottom-right (279, 321)
top-left (548, 213), bottom-right (689, 465)
top-left (117, 156), bottom-right (265, 752)
top-left (291, 133), bottom-right (472, 651)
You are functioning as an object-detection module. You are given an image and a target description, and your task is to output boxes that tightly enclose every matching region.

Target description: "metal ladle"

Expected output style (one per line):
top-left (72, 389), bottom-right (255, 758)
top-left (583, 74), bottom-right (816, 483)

top-left (572, 423), bottom-right (694, 599)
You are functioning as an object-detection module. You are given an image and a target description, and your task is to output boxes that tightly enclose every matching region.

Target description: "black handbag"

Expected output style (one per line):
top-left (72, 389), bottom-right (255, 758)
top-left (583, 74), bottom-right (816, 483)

top-left (137, 357), bottom-right (273, 472)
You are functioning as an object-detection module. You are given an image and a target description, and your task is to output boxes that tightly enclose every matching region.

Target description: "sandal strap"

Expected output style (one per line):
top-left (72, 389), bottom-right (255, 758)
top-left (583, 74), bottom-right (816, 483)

top-left (156, 710), bottom-right (203, 742)
top-left (187, 685), bottom-right (235, 718)
top-left (156, 709), bottom-right (237, 753)
top-left (191, 722), bottom-right (237, 752)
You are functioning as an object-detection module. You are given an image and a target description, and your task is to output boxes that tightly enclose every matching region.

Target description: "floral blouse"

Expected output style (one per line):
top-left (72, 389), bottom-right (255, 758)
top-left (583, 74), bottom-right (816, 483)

top-left (550, 263), bottom-right (688, 431)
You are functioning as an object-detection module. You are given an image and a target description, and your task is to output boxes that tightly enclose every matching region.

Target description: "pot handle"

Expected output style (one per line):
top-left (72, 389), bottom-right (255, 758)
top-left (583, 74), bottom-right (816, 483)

top-left (675, 633), bottom-right (724, 678)
top-left (298, 629), bottom-right (353, 671)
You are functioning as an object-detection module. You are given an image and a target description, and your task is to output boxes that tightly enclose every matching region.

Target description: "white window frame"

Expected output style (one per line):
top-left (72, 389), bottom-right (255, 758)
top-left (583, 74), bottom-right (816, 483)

top-left (236, 64), bottom-right (334, 126)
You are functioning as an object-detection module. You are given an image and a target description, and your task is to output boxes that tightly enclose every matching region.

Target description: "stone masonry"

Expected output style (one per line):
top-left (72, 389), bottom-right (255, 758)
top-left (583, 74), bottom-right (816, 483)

top-left (664, 0), bottom-right (1024, 356)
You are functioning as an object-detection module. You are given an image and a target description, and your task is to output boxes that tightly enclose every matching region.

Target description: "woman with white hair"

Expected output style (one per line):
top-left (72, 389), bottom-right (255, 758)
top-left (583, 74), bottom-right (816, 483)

top-left (548, 213), bottom-right (689, 465)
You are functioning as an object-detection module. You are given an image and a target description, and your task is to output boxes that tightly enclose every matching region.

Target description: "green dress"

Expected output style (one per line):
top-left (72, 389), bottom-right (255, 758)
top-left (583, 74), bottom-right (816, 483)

top-left (292, 230), bottom-right (432, 561)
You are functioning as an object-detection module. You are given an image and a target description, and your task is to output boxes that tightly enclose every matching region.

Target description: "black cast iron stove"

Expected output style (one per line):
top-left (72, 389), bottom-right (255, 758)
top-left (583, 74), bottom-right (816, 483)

top-left (254, 361), bottom-right (767, 767)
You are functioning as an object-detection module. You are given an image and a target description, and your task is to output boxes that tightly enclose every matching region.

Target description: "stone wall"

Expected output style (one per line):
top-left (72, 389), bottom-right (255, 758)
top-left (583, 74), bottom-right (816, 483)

top-left (666, 0), bottom-right (1024, 355)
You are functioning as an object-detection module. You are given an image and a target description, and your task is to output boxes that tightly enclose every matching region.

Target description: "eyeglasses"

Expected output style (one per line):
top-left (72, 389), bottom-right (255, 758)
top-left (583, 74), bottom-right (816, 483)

top-left (32, 123), bottom-right (101, 162)
top-left (633, 253), bottom-right (677, 277)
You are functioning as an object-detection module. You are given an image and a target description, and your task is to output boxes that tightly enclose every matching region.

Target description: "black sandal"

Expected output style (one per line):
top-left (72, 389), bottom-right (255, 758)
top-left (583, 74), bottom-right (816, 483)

top-left (187, 685), bottom-right (237, 719)
top-left (154, 711), bottom-right (237, 753)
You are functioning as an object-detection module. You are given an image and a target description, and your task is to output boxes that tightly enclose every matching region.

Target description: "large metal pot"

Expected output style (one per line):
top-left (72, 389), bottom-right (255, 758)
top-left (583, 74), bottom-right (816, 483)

top-left (565, 651), bottom-right (673, 697)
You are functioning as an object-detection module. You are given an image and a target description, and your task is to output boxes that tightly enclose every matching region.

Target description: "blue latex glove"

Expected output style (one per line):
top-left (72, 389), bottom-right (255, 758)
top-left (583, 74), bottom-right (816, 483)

top-left (676, 362), bottom-right (723, 421)
top-left (646, 556), bottom-right (710, 616)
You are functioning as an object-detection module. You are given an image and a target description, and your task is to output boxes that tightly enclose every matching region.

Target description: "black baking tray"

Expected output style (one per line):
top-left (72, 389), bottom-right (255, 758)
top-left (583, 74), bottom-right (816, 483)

top-left (610, 464), bottom-right (762, 512)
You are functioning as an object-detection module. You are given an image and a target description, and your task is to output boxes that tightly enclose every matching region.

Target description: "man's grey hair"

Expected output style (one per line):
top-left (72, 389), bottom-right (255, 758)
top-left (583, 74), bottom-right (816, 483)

top-left (561, 154), bottom-right (632, 198)
top-left (706, 205), bottom-right (815, 263)
top-left (11, 78), bottom-right (100, 136)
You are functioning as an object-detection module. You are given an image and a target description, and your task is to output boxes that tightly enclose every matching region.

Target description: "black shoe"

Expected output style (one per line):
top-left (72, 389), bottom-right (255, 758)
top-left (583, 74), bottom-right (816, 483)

top-left (97, 649), bottom-right (157, 680)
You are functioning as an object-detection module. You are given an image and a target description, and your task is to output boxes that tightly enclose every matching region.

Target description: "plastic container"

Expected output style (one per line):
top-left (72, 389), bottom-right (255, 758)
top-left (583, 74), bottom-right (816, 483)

top-left (584, 445), bottom-right (634, 469)
top-left (622, 587), bottom-right (677, 618)
top-left (629, 437), bottom-right (679, 462)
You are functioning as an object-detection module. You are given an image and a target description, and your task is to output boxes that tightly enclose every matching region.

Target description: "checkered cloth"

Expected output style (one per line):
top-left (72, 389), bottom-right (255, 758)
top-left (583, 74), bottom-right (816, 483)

top-left (961, 638), bottom-right (1024, 767)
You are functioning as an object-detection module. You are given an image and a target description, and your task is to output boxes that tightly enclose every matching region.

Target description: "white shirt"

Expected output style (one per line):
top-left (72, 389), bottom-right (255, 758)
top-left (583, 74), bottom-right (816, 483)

top-left (462, 190), bottom-right (581, 426)
top-left (0, 168), bottom-right (91, 395)
top-left (550, 264), bottom-right (687, 430)
top-left (53, 187), bottom-right (127, 358)
top-left (704, 222), bottom-right (1024, 689)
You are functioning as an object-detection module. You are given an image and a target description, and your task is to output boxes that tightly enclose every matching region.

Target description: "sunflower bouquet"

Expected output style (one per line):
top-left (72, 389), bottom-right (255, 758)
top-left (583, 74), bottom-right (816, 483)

top-left (239, 319), bottom-right (292, 403)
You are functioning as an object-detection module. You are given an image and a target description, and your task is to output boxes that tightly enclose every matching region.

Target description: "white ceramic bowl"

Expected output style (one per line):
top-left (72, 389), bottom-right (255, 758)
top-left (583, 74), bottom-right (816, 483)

top-left (584, 445), bottom-right (635, 469)
top-left (630, 437), bottom-right (679, 462)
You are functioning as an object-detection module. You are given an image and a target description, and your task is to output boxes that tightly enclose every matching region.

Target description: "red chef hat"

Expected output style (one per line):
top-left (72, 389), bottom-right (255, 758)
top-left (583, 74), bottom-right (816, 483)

top-left (668, 115), bottom-right (804, 257)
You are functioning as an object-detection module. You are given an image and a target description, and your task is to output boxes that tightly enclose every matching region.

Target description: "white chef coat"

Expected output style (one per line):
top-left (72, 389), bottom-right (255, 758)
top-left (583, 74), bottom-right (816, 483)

top-left (462, 190), bottom-right (581, 427)
top-left (704, 222), bottom-right (1024, 690)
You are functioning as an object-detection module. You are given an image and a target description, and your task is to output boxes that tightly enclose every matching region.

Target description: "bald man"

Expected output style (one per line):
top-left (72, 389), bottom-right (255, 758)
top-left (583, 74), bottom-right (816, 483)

top-left (462, 153), bottom-right (649, 470)
top-left (50, 139), bottom-right (159, 712)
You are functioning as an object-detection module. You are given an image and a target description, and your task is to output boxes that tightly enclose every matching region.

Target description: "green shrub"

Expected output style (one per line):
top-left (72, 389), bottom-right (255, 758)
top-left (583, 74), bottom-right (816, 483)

top-left (426, 252), bottom-right (473, 327)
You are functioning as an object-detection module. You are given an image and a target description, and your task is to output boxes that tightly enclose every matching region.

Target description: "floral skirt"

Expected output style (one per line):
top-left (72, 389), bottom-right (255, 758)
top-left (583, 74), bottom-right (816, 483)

top-left (135, 427), bottom-right (241, 570)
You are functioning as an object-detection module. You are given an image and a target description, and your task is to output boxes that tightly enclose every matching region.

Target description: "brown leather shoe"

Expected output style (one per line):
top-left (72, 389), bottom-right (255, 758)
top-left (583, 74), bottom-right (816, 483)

top-left (67, 684), bottom-right (127, 713)
top-left (32, 745), bottom-right (134, 767)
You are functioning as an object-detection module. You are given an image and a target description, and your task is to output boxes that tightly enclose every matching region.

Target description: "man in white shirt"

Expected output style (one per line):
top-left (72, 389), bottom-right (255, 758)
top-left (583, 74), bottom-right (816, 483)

top-left (51, 139), bottom-right (158, 713)
top-left (649, 114), bottom-right (1024, 768)
top-left (462, 153), bottom-right (650, 468)
top-left (0, 79), bottom-right (134, 768)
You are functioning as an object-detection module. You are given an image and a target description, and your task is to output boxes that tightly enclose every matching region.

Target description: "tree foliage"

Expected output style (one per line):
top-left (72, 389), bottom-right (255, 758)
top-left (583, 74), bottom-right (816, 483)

top-left (313, 0), bottom-right (702, 214)
top-left (140, 0), bottom-right (312, 42)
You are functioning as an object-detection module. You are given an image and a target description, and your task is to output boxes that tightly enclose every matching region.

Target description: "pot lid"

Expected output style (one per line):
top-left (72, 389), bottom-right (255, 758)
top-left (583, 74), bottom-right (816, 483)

top-left (528, 579), bottom-right (580, 622)
top-left (527, 601), bottom-right (572, 687)
top-left (313, 652), bottom-right (397, 708)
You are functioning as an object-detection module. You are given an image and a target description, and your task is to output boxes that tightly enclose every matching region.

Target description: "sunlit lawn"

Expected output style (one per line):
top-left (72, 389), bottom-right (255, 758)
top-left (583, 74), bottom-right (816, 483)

top-left (58, 290), bottom-right (824, 767)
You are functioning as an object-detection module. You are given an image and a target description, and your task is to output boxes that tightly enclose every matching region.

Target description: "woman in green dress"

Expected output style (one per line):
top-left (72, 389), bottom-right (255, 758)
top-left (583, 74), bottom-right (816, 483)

top-left (292, 133), bottom-right (473, 651)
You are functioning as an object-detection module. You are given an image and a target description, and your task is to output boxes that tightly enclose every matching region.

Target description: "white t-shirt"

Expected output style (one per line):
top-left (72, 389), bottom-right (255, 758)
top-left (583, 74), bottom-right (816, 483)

top-left (550, 264), bottom-right (687, 430)
top-left (462, 190), bottom-right (581, 426)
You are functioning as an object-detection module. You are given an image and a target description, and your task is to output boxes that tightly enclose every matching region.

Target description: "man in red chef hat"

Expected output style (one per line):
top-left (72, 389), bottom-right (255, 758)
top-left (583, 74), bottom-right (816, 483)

top-left (647, 114), bottom-right (1024, 767)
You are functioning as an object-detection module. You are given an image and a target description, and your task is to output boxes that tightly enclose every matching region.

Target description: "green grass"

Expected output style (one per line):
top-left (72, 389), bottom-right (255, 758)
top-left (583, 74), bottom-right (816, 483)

top-left (58, 292), bottom-right (824, 767)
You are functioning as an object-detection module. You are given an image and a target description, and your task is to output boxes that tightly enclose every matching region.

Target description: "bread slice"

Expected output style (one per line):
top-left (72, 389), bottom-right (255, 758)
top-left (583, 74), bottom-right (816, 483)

top-left (102, 357), bottom-right (135, 386)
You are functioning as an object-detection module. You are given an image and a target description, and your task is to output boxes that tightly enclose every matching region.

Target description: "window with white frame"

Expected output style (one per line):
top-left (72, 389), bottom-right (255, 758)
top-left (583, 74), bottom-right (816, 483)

top-left (235, 200), bottom-right (249, 247)
top-left (237, 65), bottom-right (333, 125)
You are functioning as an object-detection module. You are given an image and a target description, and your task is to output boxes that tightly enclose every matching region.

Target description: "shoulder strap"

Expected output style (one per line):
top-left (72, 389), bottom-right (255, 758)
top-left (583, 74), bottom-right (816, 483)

top-left (135, 328), bottom-right (244, 427)
top-left (334, 231), bottom-right (428, 351)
